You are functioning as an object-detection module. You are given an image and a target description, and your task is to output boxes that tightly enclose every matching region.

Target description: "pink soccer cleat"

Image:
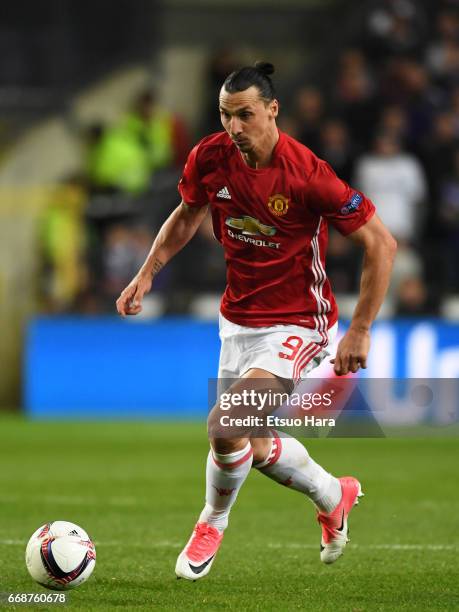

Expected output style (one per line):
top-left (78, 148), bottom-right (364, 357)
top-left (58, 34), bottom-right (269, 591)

top-left (175, 523), bottom-right (224, 580)
top-left (317, 476), bottom-right (364, 564)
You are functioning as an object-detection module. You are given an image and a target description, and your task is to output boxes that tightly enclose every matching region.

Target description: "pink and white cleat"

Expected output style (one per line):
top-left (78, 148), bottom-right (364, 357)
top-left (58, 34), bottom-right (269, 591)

top-left (317, 476), bottom-right (364, 564)
top-left (175, 523), bottom-right (224, 580)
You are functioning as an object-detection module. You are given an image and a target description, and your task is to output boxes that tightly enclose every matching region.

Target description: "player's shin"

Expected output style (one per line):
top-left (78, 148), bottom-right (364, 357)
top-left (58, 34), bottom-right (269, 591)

top-left (253, 431), bottom-right (341, 513)
top-left (198, 442), bottom-right (253, 532)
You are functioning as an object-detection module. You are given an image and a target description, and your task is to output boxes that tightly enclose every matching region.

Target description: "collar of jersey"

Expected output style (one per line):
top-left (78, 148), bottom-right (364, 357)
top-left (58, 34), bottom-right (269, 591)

top-left (234, 129), bottom-right (285, 173)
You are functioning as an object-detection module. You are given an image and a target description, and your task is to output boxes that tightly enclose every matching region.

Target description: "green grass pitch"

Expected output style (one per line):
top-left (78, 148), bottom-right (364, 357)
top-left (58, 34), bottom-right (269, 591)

top-left (0, 416), bottom-right (458, 611)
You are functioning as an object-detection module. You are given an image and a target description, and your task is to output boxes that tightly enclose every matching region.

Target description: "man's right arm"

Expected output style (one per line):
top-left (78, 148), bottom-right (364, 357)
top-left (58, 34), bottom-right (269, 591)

top-left (116, 201), bottom-right (208, 316)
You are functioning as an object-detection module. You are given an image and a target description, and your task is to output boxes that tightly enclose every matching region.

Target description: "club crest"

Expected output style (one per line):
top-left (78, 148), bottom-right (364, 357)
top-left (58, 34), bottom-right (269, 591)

top-left (267, 193), bottom-right (289, 216)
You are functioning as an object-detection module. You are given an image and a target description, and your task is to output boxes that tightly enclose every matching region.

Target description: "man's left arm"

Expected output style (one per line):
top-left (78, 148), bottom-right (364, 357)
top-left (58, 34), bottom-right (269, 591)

top-left (331, 214), bottom-right (397, 376)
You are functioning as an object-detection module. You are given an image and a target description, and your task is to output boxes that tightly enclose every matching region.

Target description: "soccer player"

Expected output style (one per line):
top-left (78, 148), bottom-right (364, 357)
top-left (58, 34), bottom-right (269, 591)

top-left (116, 62), bottom-right (396, 580)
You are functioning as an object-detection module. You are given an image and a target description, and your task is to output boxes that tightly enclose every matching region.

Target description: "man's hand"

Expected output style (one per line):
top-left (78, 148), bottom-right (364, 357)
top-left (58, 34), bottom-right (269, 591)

top-left (330, 327), bottom-right (370, 376)
top-left (116, 272), bottom-right (152, 317)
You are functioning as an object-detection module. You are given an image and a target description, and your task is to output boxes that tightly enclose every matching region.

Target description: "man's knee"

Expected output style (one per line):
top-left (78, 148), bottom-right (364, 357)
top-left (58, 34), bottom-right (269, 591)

top-left (207, 404), bottom-right (249, 453)
top-left (251, 436), bottom-right (272, 464)
top-left (210, 436), bottom-right (249, 455)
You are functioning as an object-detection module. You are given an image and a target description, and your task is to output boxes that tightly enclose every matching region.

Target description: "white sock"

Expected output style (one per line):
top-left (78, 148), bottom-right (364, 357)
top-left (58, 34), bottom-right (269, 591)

top-left (254, 431), bottom-right (342, 514)
top-left (198, 442), bottom-right (253, 532)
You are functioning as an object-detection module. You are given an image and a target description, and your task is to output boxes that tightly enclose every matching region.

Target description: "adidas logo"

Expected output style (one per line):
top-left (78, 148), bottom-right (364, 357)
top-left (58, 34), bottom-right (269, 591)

top-left (216, 186), bottom-right (231, 200)
top-left (68, 529), bottom-right (79, 536)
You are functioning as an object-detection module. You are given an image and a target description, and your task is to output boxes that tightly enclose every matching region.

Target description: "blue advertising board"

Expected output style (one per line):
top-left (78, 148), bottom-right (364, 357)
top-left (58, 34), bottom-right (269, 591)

top-left (24, 317), bottom-right (459, 419)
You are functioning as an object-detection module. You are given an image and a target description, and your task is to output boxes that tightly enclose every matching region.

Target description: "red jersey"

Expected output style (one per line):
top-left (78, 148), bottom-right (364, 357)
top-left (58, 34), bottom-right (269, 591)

top-left (178, 130), bottom-right (375, 331)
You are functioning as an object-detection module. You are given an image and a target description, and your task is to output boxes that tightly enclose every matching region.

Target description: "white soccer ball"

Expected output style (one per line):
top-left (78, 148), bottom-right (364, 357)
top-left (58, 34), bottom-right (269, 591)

top-left (25, 521), bottom-right (96, 590)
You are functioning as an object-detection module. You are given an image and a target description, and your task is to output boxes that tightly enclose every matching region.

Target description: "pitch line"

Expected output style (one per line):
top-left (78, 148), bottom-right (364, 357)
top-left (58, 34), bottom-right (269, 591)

top-left (0, 540), bottom-right (456, 551)
top-left (267, 543), bottom-right (458, 551)
top-left (1, 494), bottom-right (137, 507)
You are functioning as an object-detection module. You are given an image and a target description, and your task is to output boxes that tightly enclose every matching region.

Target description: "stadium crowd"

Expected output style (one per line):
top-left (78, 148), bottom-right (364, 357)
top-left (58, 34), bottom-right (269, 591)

top-left (39, 0), bottom-right (459, 318)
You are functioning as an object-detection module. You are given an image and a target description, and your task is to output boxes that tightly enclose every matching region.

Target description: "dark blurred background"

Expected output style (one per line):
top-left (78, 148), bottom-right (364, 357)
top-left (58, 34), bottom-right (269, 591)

top-left (1, 0), bottom-right (459, 411)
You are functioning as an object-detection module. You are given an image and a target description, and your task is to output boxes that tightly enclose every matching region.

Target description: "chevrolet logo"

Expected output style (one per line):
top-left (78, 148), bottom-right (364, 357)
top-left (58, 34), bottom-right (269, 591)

top-left (225, 216), bottom-right (276, 236)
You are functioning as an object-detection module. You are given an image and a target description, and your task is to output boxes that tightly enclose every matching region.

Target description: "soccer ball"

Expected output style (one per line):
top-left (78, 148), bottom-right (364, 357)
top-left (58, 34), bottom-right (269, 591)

top-left (25, 521), bottom-right (96, 590)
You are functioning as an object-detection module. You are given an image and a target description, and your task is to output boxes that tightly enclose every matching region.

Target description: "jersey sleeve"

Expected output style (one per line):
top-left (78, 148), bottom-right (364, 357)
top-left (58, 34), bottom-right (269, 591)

top-left (308, 160), bottom-right (375, 235)
top-left (178, 143), bottom-right (208, 207)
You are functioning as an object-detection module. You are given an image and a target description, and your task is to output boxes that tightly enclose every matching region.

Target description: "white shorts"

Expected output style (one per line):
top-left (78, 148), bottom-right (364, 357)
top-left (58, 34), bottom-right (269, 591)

top-left (218, 313), bottom-right (338, 382)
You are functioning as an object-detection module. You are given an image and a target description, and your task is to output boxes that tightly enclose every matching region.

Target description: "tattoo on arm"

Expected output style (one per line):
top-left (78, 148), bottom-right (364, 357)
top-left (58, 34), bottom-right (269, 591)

top-left (151, 258), bottom-right (164, 277)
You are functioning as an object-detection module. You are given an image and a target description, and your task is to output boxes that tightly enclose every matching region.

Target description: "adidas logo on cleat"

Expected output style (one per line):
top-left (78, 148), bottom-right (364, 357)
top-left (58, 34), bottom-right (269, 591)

top-left (216, 186), bottom-right (231, 200)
